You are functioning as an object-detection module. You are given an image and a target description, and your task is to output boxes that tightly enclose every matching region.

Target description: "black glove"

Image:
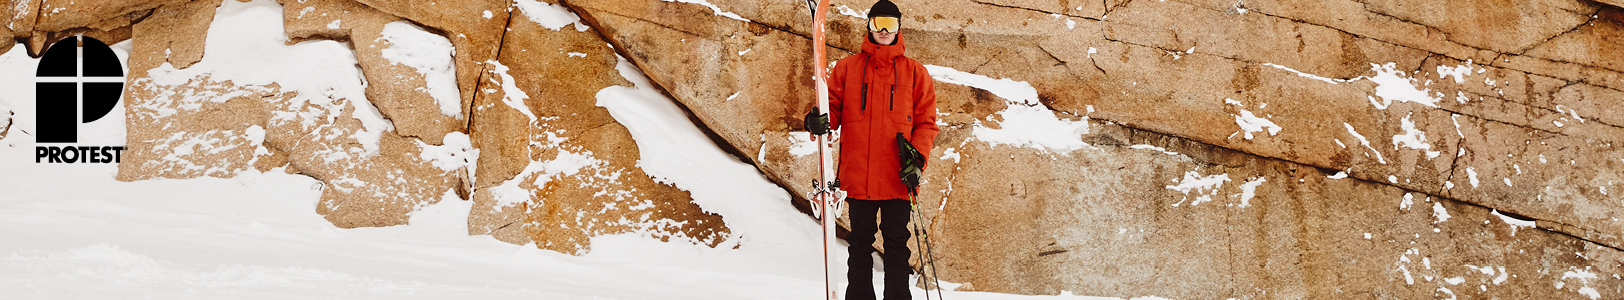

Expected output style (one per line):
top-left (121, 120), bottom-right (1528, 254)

top-left (901, 168), bottom-right (920, 195)
top-left (804, 108), bottom-right (830, 135)
top-left (896, 133), bottom-right (924, 194)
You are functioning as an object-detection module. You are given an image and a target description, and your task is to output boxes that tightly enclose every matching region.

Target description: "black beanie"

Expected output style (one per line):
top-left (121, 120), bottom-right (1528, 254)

top-left (868, 0), bottom-right (901, 19)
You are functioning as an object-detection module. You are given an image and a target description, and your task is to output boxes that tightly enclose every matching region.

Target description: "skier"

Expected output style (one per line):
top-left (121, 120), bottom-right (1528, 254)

top-left (804, 0), bottom-right (939, 298)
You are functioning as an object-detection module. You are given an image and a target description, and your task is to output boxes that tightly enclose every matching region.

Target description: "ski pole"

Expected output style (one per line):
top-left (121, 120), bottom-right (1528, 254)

top-left (909, 199), bottom-right (932, 300)
top-left (912, 193), bottom-right (945, 300)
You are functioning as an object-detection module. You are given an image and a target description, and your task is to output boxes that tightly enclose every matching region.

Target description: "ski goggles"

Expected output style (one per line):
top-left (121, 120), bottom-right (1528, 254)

top-left (868, 16), bottom-right (900, 33)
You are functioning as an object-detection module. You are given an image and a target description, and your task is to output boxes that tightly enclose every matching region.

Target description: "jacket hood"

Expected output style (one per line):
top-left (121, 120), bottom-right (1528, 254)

top-left (861, 33), bottom-right (906, 67)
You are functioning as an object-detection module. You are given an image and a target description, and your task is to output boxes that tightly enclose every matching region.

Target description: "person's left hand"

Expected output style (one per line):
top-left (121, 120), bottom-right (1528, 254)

top-left (895, 133), bottom-right (924, 195)
top-left (900, 165), bottom-right (920, 195)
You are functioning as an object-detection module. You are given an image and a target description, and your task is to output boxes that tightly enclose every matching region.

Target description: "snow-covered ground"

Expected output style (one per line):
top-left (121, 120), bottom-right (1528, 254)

top-left (0, 1), bottom-right (1164, 299)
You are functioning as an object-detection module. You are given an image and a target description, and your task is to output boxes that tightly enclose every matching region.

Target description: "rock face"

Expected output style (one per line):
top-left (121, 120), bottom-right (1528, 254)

top-left (26, 0), bottom-right (730, 253)
top-left (462, 0), bottom-right (728, 254)
top-left (18, 0), bottom-right (1624, 298)
top-left (2, 1), bottom-right (14, 56)
top-left (7, 0), bottom-right (149, 57)
top-left (566, 0), bottom-right (1624, 298)
top-left (129, 0), bottom-right (217, 70)
top-left (117, 0), bottom-right (469, 229)
top-left (281, 0), bottom-right (467, 145)
top-left (347, 0), bottom-right (509, 135)
top-left (920, 123), bottom-right (1620, 299)
top-left (33, 0), bottom-right (180, 33)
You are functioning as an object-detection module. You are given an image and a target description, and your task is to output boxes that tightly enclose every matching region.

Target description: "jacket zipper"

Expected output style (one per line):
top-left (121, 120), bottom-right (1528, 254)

top-left (860, 58), bottom-right (869, 112)
top-left (888, 61), bottom-right (897, 111)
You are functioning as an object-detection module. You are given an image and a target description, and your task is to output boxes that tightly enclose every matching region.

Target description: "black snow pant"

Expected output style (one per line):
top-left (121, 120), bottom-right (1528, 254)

top-left (845, 198), bottom-right (912, 300)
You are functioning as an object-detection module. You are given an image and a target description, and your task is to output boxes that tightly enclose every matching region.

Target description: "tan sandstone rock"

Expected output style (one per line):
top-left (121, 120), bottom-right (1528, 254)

top-left (280, 0), bottom-right (463, 145)
top-left (566, 0), bottom-right (1624, 297)
top-left (1522, 7), bottom-right (1624, 76)
top-left (11, 0), bottom-right (40, 56)
top-left (130, 0), bottom-right (219, 71)
top-left (8, 0), bottom-right (35, 35)
top-left (1361, 0), bottom-right (1600, 53)
top-left (33, 0), bottom-right (180, 33)
top-left (40, 0), bottom-right (1620, 296)
top-left (906, 0), bottom-right (1624, 254)
top-left (6, 0), bottom-right (148, 56)
top-left (1, 1), bottom-right (12, 57)
top-left (568, 0), bottom-right (851, 197)
top-left (94, 0), bottom-right (721, 255)
top-left (464, 0), bottom-right (728, 253)
top-left (919, 121), bottom-right (1622, 298)
top-left (118, 67), bottom-right (467, 229)
top-left (118, 0), bottom-right (466, 229)
top-left (347, 0), bottom-right (508, 126)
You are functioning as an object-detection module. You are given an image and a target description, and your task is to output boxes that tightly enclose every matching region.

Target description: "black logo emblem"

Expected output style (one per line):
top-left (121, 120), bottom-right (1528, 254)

top-left (33, 36), bottom-right (127, 164)
top-left (36, 36), bottom-right (124, 143)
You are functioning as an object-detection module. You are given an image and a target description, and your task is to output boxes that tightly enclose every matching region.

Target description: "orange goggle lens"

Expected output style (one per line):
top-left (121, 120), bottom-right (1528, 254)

top-left (868, 17), bottom-right (900, 32)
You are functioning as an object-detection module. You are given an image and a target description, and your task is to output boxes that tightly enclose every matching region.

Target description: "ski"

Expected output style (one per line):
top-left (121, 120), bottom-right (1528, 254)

top-left (805, 0), bottom-right (839, 299)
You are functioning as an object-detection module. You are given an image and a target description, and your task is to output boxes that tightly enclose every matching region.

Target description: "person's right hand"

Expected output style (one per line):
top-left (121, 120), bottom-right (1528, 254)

top-left (805, 108), bottom-right (830, 135)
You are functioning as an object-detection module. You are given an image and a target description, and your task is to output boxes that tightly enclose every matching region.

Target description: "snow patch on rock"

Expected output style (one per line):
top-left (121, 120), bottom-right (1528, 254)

top-left (833, 5), bottom-right (868, 19)
top-left (1432, 202), bottom-right (1451, 224)
top-left (1344, 123), bottom-right (1386, 164)
top-left (1167, 171), bottom-right (1231, 206)
top-left (417, 132), bottom-right (478, 174)
top-left (1491, 209), bottom-right (1536, 236)
top-left (1437, 60), bottom-right (1474, 84)
top-left (1392, 113), bottom-right (1441, 159)
top-left (596, 54), bottom-right (811, 246)
top-left (786, 131), bottom-right (818, 157)
top-left (1466, 167), bottom-right (1480, 187)
top-left (1264, 63), bottom-right (1349, 84)
top-left (514, 0), bottom-right (584, 31)
top-left (489, 147), bottom-right (604, 211)
top-left (145, 130), bottom-right (252, 176)
top-left (661, 0), bottom-right (748, 22)
top-left (1129, 144), bottom-right (1180, 156)
top-left (1368, 63), bottom-right (1441, 109)
top-left (925, 65), bottom-right (1089, 153)
top-left (925, 65), bottom-right (1039, 105)
top-left (487, 60), bottom-right (537, 124)
top-left (1235, 177), bottom-right (1266, 208)
top-left (1229, 99), bottom-right (1281, 140)
top-left (378, 21), bottom-right (461, 118)
top-left (972, 105), bottom-right (1090, 153)
top-left (1560, 268), bottom-right (1601, 299)
top-left (142, 0), bottom-right (392, 156)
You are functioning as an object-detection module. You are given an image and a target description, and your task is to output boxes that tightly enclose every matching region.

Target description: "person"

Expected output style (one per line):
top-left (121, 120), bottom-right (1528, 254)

top-left (805, 0), bottom-right (939, 299)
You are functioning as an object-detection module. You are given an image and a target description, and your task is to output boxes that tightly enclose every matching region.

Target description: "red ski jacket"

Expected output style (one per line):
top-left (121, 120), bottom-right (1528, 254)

top-left (828, 34), bottom-right (939, 201)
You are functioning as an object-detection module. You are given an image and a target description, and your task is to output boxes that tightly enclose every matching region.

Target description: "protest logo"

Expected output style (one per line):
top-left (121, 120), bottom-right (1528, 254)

top-left (35, 36), bottom-right (127, 164)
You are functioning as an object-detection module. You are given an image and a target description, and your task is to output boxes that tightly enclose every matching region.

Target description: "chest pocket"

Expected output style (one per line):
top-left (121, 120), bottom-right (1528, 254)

top-left (887, 62), bottom-right (917, 134)
top-left (843, 59), bottom-right (870, 122)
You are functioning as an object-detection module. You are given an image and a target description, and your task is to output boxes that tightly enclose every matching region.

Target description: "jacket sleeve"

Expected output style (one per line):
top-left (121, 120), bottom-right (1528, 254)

top-left (826, 59), bottom-right (845, 130)
top-left (910, 61), bottom-right (940, 170)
